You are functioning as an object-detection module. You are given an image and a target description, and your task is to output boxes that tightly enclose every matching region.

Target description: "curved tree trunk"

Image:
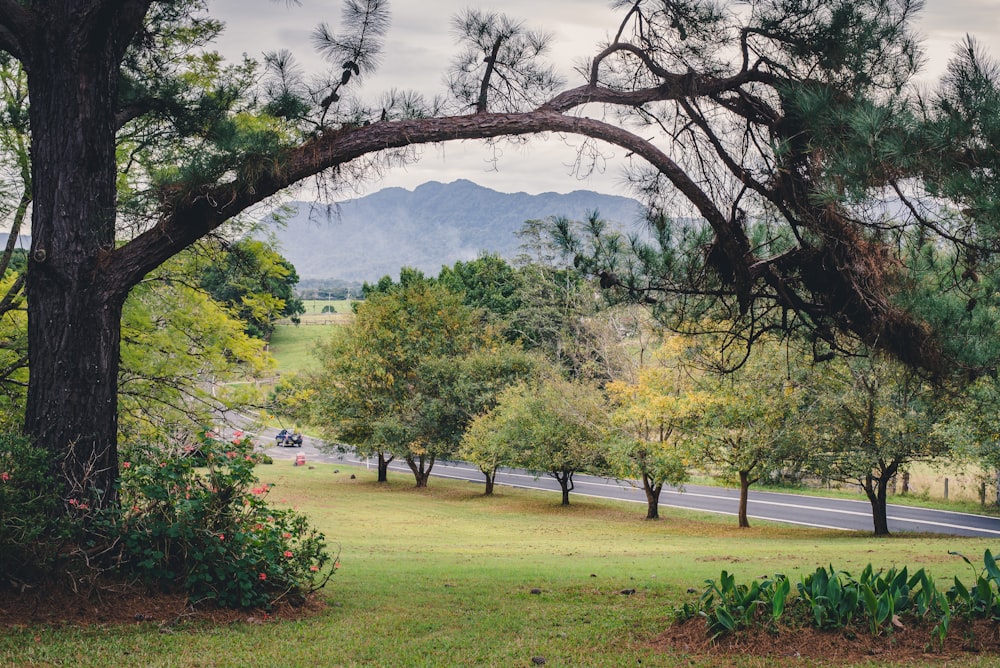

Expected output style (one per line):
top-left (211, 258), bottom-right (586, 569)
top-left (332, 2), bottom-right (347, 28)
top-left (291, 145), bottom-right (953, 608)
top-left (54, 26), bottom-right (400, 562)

top-left (553, 470), bottom-right (574, 506)
top-left (483, 469), bottom-right (496, 496)
top-left (864, 467), bottom-right (896, 537)
top-left (406, 453), bottom-right (435, 488)
top-left (643, 474), bottom-right (663, 520)
top-left (738, 470), bottom-right (752, 529)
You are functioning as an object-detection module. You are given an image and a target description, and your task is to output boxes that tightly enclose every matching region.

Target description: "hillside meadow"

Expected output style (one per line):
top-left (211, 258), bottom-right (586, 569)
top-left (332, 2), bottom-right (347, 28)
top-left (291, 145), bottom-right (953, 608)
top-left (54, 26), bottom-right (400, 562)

top-left (5, 461), bottom-right (1000, 667)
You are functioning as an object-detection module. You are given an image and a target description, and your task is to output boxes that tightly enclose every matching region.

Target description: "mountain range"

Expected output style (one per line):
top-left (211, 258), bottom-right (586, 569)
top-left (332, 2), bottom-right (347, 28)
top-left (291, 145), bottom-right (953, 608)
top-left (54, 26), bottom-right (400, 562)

top-left (256, 179), bottom-right (645, 282)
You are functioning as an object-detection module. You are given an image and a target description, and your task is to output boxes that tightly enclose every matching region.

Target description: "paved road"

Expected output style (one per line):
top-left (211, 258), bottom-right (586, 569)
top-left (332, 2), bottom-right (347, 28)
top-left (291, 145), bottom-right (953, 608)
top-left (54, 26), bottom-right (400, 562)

top-left (255, 426), bottom-right (1000, 538)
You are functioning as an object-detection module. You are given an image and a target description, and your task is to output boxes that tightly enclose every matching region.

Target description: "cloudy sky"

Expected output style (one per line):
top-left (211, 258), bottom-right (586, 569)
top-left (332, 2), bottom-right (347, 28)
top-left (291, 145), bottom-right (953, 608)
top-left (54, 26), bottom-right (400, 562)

top-left (208, 0), bottom-right (1000, 198)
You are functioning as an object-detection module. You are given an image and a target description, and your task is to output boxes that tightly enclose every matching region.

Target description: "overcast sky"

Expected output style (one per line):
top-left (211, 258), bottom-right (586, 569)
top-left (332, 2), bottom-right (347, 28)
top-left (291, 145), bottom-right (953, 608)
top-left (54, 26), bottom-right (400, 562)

top-left (208, 0), bottom-right (1000, 198)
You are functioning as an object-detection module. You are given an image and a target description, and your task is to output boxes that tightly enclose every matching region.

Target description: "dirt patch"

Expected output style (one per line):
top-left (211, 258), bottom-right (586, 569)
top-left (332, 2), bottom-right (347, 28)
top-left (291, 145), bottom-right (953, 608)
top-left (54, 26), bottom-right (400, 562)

top-left (652, 617), bottom-right (1000, 665)
top-left (0, 582), bottom-right (325, 630)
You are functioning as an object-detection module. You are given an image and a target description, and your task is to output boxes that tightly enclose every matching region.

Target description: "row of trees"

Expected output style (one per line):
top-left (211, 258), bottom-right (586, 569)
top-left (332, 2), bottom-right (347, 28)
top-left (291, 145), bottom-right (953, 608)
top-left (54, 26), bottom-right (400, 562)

top-left (288, 249), bottom-right (996, 537)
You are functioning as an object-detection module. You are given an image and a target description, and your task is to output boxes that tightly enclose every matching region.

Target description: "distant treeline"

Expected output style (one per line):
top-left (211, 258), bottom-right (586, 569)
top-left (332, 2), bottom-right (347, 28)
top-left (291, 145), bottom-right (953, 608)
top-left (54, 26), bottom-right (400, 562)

top-left (296, 278), bottom-right (365, 300)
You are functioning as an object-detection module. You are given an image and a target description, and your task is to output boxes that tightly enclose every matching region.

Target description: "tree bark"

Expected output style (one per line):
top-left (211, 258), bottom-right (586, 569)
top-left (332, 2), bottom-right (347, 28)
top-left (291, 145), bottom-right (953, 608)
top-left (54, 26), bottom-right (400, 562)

top-left (406, 453), bottom-right (434, 488)
top-left (738, 470), bottom-right (752, 528)
top-left (552, 470), bottom-right (574, 506)
top-left (643, 474), bottom-right (662, 520)
top-left (484, 469), bottom-right (496, 496)
top-left (863, 464), bottom-right (897, 537)
top-left (22, 5), bottom-right (143, 509)
top-left (376, 452), bottom-right (392, 483)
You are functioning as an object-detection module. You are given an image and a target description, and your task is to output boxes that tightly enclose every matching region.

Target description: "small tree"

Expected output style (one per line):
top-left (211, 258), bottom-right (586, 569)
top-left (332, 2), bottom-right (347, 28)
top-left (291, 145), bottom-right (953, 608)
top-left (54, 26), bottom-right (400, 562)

top-left (808, 354), bottom-right (951, 536)
top-left (481, 374), bottom-right (608, 506)
top-left (310, 278), bottom-right (508, 486)
top-left (695, 339), bottom-right (812, 528)
top-left (606, 336), bottom-right (703, 519)
top-left (416, 346), bottom-right (537, 493)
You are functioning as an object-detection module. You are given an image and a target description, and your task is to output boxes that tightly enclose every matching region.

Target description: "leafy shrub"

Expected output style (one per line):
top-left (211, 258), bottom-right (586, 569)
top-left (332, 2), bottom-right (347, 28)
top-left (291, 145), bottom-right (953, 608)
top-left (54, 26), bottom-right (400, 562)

top-left (0, 433), bottom-right (73, 583)
top-left (946, 550), bottom-right (1000, 622)
top-left (116, 430), bottom-right (334, 608)
top-left (679, 556), bottom-right (993, 649)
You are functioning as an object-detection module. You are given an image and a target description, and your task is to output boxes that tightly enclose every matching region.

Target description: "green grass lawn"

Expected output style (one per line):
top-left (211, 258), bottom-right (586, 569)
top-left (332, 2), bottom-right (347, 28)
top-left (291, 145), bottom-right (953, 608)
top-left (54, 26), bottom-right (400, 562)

top-left (267, 324), bottom-right (337, 374)
top-left (6, 461), bottom-right (999, 667)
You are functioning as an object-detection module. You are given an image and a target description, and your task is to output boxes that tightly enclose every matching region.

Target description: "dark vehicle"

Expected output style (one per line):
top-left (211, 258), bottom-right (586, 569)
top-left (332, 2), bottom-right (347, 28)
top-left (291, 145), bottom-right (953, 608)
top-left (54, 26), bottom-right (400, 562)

top-left (275, 428), bottom-right (303, 447)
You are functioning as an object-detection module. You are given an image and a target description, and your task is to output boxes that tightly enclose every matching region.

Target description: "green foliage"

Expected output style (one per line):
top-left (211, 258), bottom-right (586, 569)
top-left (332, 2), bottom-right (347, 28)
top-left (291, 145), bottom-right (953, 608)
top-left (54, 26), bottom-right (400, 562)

top-left (696, 570), bottom-right (786, 640)
top-left (198, 238), bottom-right (305, 339)
top-left (119, 252), bottom-right (274, 443)
top-left (310, 278), bottom-right (508, 483)
top-left (437, 254), bottom-right (525, 328)
top-left (0, 434), bottom-right (70, 583)
top-left (679, 551), bottom-right (1000, 649)
top-left (115, 431), bottom-right (333, 608)
top-left (946, 549), bottom-right (1000, 624)
top-left (468, 371), bottom-right (610, 504)
top-left (806, 353), bottom-right (951, 534)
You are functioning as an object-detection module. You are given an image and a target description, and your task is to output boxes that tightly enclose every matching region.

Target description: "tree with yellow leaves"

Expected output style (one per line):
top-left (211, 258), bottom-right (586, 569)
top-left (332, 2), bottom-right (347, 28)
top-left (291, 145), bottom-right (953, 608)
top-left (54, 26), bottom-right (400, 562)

top-left (606, 335), bottom-right (706, 520)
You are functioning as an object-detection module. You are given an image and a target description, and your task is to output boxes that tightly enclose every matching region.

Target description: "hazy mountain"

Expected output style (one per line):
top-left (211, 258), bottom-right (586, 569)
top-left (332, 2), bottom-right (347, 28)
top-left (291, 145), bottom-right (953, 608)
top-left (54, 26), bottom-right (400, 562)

top-left (0, 235), bottom-right (30, 252)
top-left (256, 179), bottom-right (645, 282)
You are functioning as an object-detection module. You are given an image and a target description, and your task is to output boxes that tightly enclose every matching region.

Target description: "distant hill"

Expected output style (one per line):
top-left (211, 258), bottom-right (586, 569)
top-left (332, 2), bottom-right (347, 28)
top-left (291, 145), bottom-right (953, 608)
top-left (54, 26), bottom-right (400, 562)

top-left (256, 179), bottom-right (645, 282)
top-left (0, 234), bottom-right (30, 253)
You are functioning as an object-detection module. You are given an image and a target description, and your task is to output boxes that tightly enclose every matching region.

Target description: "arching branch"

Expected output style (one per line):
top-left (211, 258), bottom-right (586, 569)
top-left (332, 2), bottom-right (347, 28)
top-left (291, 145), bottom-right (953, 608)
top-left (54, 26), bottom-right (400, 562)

top-left (0, 1), bottom-right (34, 61)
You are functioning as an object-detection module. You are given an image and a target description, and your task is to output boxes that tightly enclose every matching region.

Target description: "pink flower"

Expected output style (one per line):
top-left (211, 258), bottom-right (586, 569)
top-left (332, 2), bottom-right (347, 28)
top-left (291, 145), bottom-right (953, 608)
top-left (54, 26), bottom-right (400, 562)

top-left (121, 462), bottom-right (131, 469)
top-left (282, 532), bottom-right (291, 539)
top-left (283, 550), bottom-right (293, 558)
top-left (309, 565), bottom-right (319, 572)
top-left (0, 471), bottom-right (9, 482)
top-left (258, 572), bottom-right (267, 581)
top-left (159, 462), bottom-right (167, 468)
top-left (218, 533), bottom-right (225, 541)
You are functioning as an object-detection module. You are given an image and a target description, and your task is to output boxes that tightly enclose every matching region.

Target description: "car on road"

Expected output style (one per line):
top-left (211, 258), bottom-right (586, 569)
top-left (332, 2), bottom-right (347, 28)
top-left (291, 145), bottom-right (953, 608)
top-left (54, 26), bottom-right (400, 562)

top-left (275, 428), bottom-right (303, 447)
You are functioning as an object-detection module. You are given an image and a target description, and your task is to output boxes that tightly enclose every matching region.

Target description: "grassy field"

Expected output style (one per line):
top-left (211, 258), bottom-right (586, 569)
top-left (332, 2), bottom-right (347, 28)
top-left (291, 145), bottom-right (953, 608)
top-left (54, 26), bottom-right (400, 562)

top-left (267, 323), bottom-right (338, 375)
top-left (6, 462), bottom-right (999, 668)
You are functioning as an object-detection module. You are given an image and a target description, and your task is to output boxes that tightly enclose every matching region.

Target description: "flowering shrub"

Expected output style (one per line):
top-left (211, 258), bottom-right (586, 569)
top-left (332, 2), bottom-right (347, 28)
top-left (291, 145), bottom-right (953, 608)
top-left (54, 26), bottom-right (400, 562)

top-left (116, 430), bottom-right (334, 608)
top-left (0, 433), bottom-right (71, 582)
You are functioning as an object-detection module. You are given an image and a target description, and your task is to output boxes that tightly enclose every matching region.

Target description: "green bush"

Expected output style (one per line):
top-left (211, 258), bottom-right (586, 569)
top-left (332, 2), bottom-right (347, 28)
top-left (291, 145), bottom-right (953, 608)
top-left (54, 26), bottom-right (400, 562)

top-left (116, 430), bottom-right (334, 608)
top-left (0, 433), bottom-right (73, 583)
